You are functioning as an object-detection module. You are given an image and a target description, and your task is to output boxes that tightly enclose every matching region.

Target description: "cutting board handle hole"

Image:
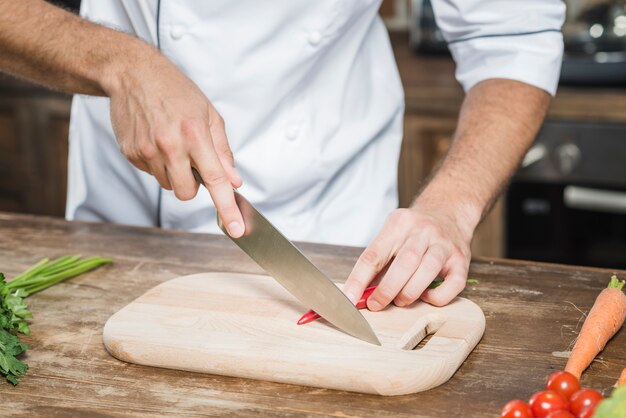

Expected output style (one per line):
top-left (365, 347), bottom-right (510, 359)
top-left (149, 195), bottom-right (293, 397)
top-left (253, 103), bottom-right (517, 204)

top-left (396, 313), bottom-right (446, 350)
top-left (413, 331), bottom-right (434, 350)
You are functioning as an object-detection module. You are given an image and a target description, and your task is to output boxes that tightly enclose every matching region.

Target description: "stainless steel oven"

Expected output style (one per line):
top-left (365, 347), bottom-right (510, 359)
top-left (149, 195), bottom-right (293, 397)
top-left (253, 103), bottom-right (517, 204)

top-left (506, 121), bottom-right (626, 269)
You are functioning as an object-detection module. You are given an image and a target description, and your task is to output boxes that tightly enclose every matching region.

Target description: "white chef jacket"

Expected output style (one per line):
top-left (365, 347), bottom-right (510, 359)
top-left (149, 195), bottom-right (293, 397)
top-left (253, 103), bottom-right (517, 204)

top-left (66, 0), bottom-right (565, 246)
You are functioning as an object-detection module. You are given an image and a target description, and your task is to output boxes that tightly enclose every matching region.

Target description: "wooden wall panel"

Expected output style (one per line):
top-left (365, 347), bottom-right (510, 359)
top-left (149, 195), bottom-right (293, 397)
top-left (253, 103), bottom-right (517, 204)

top-left (0, 95), bottom-right (71, 217)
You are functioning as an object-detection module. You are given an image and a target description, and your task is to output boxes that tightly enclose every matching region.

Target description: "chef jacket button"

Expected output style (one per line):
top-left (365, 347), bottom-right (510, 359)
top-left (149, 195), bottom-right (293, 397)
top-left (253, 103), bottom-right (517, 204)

top-left (170, 26), bottom-right (184, 40)
top-left (285, 126), bottom-right (299, 141)
top-left (308, 31), bottom-right (322, 46)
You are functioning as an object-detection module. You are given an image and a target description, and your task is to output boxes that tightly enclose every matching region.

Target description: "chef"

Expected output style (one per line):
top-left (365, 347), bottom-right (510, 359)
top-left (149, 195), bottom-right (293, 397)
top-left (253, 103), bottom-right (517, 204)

top-left (0, 1), bottom-right (564, 311)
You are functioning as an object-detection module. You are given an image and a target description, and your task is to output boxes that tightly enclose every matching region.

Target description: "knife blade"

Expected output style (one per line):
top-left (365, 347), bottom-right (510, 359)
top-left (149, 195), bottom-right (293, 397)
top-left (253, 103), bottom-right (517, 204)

top-left (192, 169), bottom-right (380, 345)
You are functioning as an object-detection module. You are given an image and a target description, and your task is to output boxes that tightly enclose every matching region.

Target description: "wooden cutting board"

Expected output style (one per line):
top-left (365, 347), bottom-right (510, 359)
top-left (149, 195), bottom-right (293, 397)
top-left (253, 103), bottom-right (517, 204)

top-left (103, 272), bottom-right (485, 396)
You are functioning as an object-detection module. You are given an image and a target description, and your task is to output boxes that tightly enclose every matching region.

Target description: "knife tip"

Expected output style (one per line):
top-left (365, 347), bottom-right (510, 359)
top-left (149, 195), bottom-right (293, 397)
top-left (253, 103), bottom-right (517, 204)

top-left (360, 332), bottom-right (382, 346)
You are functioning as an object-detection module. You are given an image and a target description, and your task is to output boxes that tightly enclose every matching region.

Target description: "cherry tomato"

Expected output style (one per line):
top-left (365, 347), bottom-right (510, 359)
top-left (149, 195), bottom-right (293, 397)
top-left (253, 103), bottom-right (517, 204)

top-left (545, 411), bottom-right (575, 418)
top-left (577, 404), bottom-right (597, 418)
top-left (546, 371), bottom-right (581, 400)
top-left (529, 390), bottom-right (569, 418)
top-left (569, 389), bottom-right (603, 416)
top-left (501, 400), bottom-right (533, 418)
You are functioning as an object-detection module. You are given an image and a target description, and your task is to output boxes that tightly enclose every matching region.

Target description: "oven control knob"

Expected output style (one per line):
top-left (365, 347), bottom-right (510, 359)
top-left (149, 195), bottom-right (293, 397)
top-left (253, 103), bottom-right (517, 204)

top-left (522, 144), bottom-right (547, 168)
top-left (555, 143), bottom-right (581, 175)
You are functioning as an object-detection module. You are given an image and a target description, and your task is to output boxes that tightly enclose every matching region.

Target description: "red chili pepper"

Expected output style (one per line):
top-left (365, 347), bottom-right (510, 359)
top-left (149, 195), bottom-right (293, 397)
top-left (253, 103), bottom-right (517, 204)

top-left (296, 285), bottom-right (378, 325)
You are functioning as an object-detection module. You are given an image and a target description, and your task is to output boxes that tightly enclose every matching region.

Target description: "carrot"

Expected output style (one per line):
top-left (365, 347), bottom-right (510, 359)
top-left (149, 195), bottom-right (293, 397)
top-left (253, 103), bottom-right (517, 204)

top-left (565, 275), bottom-right (626, 379)
top-left (616, 367), bottom-right (626, 388)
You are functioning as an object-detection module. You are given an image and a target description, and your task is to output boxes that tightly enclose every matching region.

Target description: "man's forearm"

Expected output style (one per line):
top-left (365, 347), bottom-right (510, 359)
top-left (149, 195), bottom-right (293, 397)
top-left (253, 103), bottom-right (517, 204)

top-left (343, 78), bottom-right (551, 310)
top-left (0, 0), bottom-right (246, 235)
top-left (0, 0), bottom-right (155, 96)
top-left (414, 78), bottom-right (551, 238)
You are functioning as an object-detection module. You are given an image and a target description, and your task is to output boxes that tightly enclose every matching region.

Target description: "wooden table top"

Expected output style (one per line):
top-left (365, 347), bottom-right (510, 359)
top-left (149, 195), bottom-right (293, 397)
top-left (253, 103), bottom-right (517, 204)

top-left (0, 213), bottom-right (624, 417)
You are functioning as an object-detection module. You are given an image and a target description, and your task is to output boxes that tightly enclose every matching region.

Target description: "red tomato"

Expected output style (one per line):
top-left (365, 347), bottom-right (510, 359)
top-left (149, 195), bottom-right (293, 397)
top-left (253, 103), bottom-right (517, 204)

top-left (569, 389), bottom-right (603, 416)
top-left (545, 411), bottom-right (575, 418)
top-left (577, 404), bottom-right (597, 418)
top-left (546, 371), bottom-right (581, 400)
top-left (530, 390), bottom-right (569, 418)
top-left (501, 400), bottom-right (533, 418)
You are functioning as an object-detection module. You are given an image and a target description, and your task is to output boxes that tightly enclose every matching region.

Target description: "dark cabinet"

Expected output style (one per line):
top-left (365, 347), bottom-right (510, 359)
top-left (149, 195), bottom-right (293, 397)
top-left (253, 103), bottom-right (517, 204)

top-left (0, 81), bottom-right (71, 217)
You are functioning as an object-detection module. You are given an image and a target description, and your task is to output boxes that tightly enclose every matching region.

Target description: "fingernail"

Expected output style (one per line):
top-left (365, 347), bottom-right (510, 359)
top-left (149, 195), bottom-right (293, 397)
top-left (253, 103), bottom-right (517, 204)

top-left (227, 221), bottom-right (243, 237)
top-left (368, 299), bottom-right (382, 311)
top-left (395, 300), bottom-right (406, 307)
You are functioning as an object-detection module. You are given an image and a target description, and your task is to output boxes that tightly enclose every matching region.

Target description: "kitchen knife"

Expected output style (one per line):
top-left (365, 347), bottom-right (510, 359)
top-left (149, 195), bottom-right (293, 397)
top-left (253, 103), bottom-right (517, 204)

top-left (192, 169), bottom-right (380, 345)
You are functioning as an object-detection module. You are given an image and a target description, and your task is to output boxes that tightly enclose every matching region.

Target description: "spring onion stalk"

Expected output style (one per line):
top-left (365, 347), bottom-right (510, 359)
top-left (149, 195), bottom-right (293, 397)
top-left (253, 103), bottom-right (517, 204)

top-left (5, 256), bottom-right (112, 295)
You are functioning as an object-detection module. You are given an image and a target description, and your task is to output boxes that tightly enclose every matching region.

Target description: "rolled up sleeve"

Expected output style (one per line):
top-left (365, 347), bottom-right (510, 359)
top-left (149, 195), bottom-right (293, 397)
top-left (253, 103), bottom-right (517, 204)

top-left (431, 0), bottom-right (566, 96)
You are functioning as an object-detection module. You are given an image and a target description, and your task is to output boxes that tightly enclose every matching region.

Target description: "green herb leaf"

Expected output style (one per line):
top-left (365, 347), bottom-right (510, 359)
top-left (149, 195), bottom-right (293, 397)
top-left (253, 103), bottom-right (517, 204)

top-left (0, 255), bottom-right (112, 385)
top-left (427, 278), bottom-right (479, 290)
top-left (0, 329), bottom-right (28, 385)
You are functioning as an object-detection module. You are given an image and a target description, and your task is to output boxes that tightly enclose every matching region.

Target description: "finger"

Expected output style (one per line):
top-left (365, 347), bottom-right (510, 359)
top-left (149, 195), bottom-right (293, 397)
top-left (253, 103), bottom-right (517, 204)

top-left (393, 245), bottom-right (448, 307)
top-left (367, 237), bottom-right (427, 312)
top-left (210, 115), bottom-right (243, 188)
top-left (118, 139), bottom-right (150, 173)
top-left (420, 257), bottom-right (468, 307)
top-left (343, 231), bottom-right (402, 305)
top-left (147, 159), bottom-right (172, 190)
top-left (370, 261), bottom-right (392, 287)
top-left (192, 145), bottom-right (244, 238)
top-left (128, 158), bottom-right (150, 173)
top-left (165, 158), bottom-right (199, 201)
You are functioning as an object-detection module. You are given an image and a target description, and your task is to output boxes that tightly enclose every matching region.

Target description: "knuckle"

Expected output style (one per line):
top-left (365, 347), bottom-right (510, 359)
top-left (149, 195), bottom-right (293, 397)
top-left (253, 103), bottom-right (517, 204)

top-left (180, 118), bottom-right (199, 137)
top-left (396, 291), bottom-right (417, 306)
top-left (157, 178), bottom-right (172, 190)
top-left (397, 247), bottom-right (421, 269)
top-left (450, 254), bottom-right (470, 271)
top-left (139, 142), bottom-right (159, 160)
top-left (221, 147), bottom-right (234, 161)
top-left (213, 114), bottom-right (225, 130)
top-left (359, 247), bottom-right (383, 269)
top-left (374, 288), bottom-right (396, 303)
top-left (203, 170), bottom-right (229, 188)
top-left (426, 294), bottom-right (449, 307)
top-left (126, 153), bottom-right (140, 164)
top-left (124, 149), bottom-right (141, 165)
top-left (118, 142), bottom-right (130, 156)
top-left (180, 119), bottom-right (208, 147)
top-left (387, 208), bottom-right (410, 227)
top-left (174, 185), bottom-right (198, 201)
top-left (432, 244), bottom-right (449, 260)
top-left (421, 255), bottom-right (443, 272)
top-left (456, 246), bottom-right (471, 261)
top-left (421, 223), bottom-right (441, 240)
top-left (449, 273), bottom-right (468, 289)
top-left (120, 144), bottom-right (141, 163)
top-left (345, 271), bottom-right (371, 289)
top-left (155, 134), bottom-right (176, 154)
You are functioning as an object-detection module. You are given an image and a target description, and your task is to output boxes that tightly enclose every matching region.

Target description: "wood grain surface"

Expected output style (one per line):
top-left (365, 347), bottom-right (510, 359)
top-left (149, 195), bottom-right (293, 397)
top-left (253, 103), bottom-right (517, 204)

top-left (103, 273), bottom-right (485, 396)
top-left (0, 213), bottom-right (625, 416)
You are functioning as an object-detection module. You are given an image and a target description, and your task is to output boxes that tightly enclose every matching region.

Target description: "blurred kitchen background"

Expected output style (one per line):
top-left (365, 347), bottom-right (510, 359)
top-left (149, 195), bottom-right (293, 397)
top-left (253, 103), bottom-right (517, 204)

top-left (2, 0), bottom-right (626, 269)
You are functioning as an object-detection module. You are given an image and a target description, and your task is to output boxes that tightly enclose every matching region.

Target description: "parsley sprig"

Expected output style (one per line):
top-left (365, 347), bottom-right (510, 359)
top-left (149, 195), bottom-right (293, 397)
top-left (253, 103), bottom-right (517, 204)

top-left (0, 256), bottom-right (112, 385)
